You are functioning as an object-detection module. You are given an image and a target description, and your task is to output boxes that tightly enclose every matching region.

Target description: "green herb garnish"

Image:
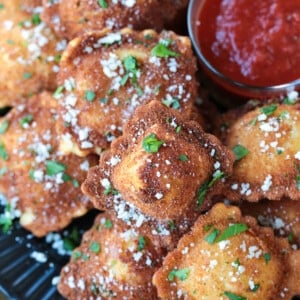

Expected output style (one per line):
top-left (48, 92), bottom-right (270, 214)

top-left (250, 283), bottom-right (260, 292)
top-left (223, 291), bottom-right (246, 300)
top-left (162, 97), bottom-right (180, 109)
top-left (19, 114), bottom-right (33, 128)
top-left (104, 219), bottom-right (113, 229)
top-left (216, 223), bottom-right (249, 242)
top-left (197, 171), bottom-right (224, 207)
top-left (232, 144), bottom-right (249, 161)
top-left (168, 268), bottom-right (190, 281)
top-left (0, 141), bottom-right (8, 160)
top-left (137, 236), bottom-right (146, 251)
top-left (45, 160), bottom-right (66, 175)
top-left (85, 90), bottom-right (96, 102)
top-left (31, 13), bottom-right (41, 25)
top-left (0, 120), bottom-right (9, 134)
top-left (178, 154), bottom-right (188, 161)
top-left (142, 133), bottom-right (164, 153)
top-left (90, 241), bottom-right (101, 253)
top-left (23, 72), bottom-right (32, 80)
top-left (263, 252), bottom-right (271, 264)
top-left (260, 104), bottom-right (278, 116)
top-left (98, 0), bottom-right (108, 8)
top-left (151, 42), bottom-right (179, 58)
top-left (204, 228), bottom-right (219, 244)
top-left (53, 85), bottom-right (64, 98)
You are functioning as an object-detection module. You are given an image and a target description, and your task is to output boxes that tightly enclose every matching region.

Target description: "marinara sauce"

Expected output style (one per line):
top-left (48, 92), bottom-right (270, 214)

top-left (198, 0), bottom-right (300, 87)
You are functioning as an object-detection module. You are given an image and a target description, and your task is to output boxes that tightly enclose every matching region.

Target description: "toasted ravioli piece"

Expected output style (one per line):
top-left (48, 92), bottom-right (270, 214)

top-left (55, 28), bottom-right (198, 156)
top-left (58, 212), bottom-right (165, 300)
top-left (153, 203), bottom-right (300, 300)
top-left (0, 92), bottom-right (98, 236)
top-left (42, 0), bottom-right (188, 39)
top-left (0, 0), bottom-right (67, 107)
top-left (216, 102), bottom-right (300, 201)
top-left (240, 199), bottom-right (300, 249)
top-left (82, 101), bottom-right (233, 225)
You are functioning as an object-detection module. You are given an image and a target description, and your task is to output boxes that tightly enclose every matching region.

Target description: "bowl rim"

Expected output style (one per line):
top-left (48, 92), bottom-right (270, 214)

top-left (187, 0), bottom-right (300, 93)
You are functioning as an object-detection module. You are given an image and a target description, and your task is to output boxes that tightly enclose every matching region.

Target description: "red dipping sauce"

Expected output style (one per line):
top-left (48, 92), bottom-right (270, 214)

top-left (197, 0), bottom-right (300, 87)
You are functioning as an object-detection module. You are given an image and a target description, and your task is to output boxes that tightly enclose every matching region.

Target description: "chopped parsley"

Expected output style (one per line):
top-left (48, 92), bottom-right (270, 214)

top-left (19, 114), bottom-right (33, 128)
top-left (263, 252), bottom-right (271, 264)
top-left (137, 236), bottom-right (146, 251)
top-left (151, 41), bottom-right (179, 58)
top-left (204, 224), bottom-right (212, 232)
top-left (72, 250), bottom-right (82, 260)
top-left (31, 13), bottom-right (41, 25)
top-left (98, 0), bottom-right (108, 8)
top-left (0, 120), bottom-right (9, 134)
top-left (297, 175), bottom-right (300, 190)
top-left (85, 90), bottom-right (96, 102)
top-left (142, 133), bottom-right (164, 153)
top-left (216, 223), bottom-right (249, 242)
top-left (45, 160), bottom-right (66, 175)
top-left (63, 227), bottom-right (80, 251)
top-left (53, 85), bottom-right (64, 98)
top-left (178, 154), bottom-right (188, 161)
top-left (223, 291), bottom-right (246, 300)
top-left (283, 97), bottom-right (297, 105)
top-left (23, 72), bottom-right (32, 80)
top-left (169, 220), bottom-right (176, 230)
top-left (0, 141), bottom-right (8, 160)
top-left (0, 167), bottom-right (7, 177)
top-left (197, 171), bottom-right (224, 207)
top-left (250, 283), bottom-right (260, 292)
top-left (168, 268), bottom-right (190, 281)
top-left (162, 97), bottom-right (180, 109)
top-left (90, 241), bottom-right (101, 253)
top-left (121, 55), bottom-right (143, 95)
top-left (232, 144), bottom-right (249, 161)
top-left (0, 3), bottom-right (4, 9)
top-left (103, 184), bottom-right (119, 196)
top-left (104, 219), bottom-right (113, 228)
top-left (260, 104), bottom-right (278, 116)
top-left (204, 228), bottom-right (219, 244)
top-left (0, 204), bottom-right (13, 233)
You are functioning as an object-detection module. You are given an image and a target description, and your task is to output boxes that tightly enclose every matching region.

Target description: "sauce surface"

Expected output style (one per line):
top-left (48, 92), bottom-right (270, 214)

top-left (198, 0), bottom-right (300, 86)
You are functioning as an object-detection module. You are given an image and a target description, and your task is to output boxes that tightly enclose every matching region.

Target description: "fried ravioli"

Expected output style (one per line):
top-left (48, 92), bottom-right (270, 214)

top-left (0, 0), bottom-right (67, 107)
top-left (58, 212), bottom-right (166, 300)
top-left (0, 92), bottom-right (98, 236)
top-left (55, 28), bottom-right (198, 156)
top-left (215, 101), bottom-right (300, 202)
top-left (42, 0), bottom-right (189, 40)
top-left (82, 101), bottom-right (233, 229)
top-left (153, 203), bottom-right (300, 300)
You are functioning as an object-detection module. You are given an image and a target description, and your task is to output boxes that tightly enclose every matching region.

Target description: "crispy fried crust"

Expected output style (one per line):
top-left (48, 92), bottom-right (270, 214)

top-left (240, 199), bottom-right (300, 249)
top-left (0, 92), bottom-right (98, 236)
top-left (82, 101), bottom-right (233, 226)
top-left (0, 0), bottom-right (67, 107)
top-left (58, 212), bottom-right (166, 300)
top-left (42, 0), bottom-right (189, 40)
top-left (55, 28), bottom-right (198, 156)
top-left (215, 101), bottom-right (300, 201)
top-left (153, 203), bottom-right (299, 300)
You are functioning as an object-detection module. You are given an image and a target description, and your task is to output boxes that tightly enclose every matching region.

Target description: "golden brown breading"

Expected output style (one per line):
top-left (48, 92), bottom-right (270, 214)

top-left (240, 199), bottom-right (300, 249)
top-left (214, 101), bottom-right (300, 202)
top-left (55, 28), bottom-right (198, 156)
top-left (82, 101), bottom-right (233, 229)
top-left (58, 212), bottom-right (166, 300)
top-left (41, 0), bottom-right (189, 40)
top-left (0, 92), bottom-right (98, 236)
top-left (0, 0), bottom-right (67, 107)
top-left (153, 203), bottom-right (300, 300)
